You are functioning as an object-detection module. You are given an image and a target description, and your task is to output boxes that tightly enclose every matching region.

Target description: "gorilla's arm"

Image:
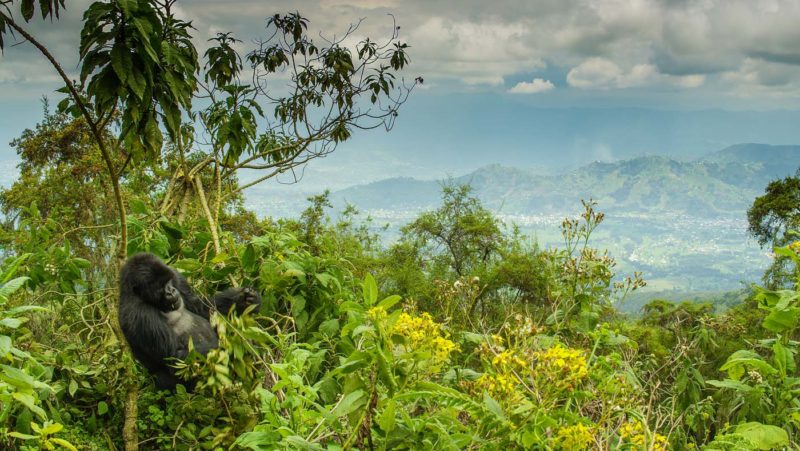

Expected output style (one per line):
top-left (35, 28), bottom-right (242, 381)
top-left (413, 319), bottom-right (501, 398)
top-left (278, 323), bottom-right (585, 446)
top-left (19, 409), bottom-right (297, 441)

top-left (172, 273), bottom-right (212, 317)
top-left (119, 300), bottom-right (185, 369)
top-left (212, 287), bottom-right (262, 316)
top-left (174, 272), bottom-right (262, 319)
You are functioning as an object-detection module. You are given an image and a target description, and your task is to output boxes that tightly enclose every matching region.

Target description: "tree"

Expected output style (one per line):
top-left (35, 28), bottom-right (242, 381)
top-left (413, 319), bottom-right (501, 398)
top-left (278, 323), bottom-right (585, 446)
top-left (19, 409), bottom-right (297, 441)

top-left (747, 174), bottom-right (800, 287)
top-left (400, 183), bottom-right (504, 278)
top-left (0, 1), bottom-right (415, 448)
top-left (747, 174), bottom-right (800, 248)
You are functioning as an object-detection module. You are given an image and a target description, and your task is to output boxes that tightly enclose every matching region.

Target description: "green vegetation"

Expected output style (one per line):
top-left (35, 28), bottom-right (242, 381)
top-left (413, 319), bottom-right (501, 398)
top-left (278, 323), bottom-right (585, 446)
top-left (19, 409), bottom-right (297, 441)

top-left (1, 1), bottom-right (799, 450)
top-left (748, 173), bottom-right (800, 288)
top-left (3, 166), bottom-right (799, 449)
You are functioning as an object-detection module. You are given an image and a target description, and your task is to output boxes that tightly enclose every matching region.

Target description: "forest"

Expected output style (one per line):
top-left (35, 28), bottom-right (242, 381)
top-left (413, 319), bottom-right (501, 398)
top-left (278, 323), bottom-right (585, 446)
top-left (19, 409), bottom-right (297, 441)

top-left (1, 1), bottom-right (800, 450)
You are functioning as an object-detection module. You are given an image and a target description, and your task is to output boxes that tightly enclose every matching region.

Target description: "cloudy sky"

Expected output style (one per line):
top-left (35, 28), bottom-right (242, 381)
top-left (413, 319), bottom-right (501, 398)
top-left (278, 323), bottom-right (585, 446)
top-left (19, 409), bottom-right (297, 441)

top-left (3, 0), bottom-right (800, 187)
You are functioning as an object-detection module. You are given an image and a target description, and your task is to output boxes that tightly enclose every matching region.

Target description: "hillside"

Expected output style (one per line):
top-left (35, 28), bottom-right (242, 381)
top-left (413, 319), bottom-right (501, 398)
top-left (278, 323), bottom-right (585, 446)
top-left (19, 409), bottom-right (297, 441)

top-left (331, 144), bottom-right (800, 217)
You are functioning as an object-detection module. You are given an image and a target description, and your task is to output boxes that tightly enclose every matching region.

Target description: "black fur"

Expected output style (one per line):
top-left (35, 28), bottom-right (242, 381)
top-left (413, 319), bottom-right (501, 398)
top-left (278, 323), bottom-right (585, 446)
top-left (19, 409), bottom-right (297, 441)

top-left (119, 253), bottom-right (262, 390)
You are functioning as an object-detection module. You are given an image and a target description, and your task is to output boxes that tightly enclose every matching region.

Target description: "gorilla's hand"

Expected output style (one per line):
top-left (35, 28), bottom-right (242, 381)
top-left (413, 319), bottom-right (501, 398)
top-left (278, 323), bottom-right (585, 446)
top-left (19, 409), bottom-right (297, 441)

top-left (211, 287), bottom-right (262, 316)
top-left (163, 281), bottom-right (183, 311)
top-left (238, 287), bottom-right (261, 309)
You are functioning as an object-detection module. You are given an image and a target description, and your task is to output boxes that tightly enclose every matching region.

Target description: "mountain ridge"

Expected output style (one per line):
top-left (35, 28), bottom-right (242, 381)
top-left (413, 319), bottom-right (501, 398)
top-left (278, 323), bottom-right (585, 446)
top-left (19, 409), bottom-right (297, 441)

top-left (331, 143), bottom-right (800, 217)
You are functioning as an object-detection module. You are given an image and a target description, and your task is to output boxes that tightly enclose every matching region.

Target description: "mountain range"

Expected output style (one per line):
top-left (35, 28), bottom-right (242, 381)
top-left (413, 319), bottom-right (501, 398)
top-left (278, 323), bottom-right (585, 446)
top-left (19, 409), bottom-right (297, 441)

top-left (329, 144), bottom-right (800, 218)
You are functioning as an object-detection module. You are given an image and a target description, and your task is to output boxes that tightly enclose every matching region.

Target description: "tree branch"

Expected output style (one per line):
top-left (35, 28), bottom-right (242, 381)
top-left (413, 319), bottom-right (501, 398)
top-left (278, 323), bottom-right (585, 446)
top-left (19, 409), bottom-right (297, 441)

top-left (2, 13), bottom-right (138, 451)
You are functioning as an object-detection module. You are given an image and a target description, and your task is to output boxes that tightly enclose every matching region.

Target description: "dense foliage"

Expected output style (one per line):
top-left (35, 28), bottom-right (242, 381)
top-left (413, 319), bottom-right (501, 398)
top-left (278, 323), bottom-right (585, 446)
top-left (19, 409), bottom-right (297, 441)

top-left (1, 1), bottom-right (800, 450)
top-left (0, 157), bottom-right (798, 449)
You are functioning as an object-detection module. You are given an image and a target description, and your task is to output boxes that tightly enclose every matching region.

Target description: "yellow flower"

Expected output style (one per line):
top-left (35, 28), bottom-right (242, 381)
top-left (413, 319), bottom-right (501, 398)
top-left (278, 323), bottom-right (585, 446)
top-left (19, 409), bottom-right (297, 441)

top-left (555, 423), bottom-right (594, 450)
top-left (533, 345), bottom-right (588, 389)
top-left (367, 306), bottom-right (388, 322)
top-left (391, 312), bottom-right (458, 373)
top-left (491, 350), bottom-right (528, 373)
top-left (620, 421), bottom-right (668, 451)
top-left (475, 372), bottom-right (518, 401)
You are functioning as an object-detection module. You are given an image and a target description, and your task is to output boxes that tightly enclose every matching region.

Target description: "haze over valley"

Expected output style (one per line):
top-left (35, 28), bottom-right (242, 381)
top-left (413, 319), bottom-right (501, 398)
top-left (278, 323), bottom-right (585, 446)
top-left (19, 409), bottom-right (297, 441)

top-left (244, 143), bottom-right (800, 306)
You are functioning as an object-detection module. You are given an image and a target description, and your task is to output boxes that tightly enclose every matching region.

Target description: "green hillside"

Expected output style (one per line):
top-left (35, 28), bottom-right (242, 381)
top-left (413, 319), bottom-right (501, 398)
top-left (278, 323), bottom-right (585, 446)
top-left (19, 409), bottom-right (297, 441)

top-left (332, 144), bottom-right (800, 217)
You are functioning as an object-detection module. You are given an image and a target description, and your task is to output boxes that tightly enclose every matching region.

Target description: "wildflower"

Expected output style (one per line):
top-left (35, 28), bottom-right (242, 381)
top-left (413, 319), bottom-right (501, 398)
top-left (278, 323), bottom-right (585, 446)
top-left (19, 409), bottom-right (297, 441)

top-left (747, 369), bottom-right (764, 384)
top-left (533, 344), bottom-right (588, 389)
top-left (392, 312), bottom-right (458, 373)
top-left (491, 350), bottom-right (528, 373)
top-left (555, 423), bottom-right (594, 450)
top-left (475, 372), bottom-right (518, 401)
top-left (367, 306), bottom-right (388, 322)
top-left (620, 421), bottom-right (668, 451)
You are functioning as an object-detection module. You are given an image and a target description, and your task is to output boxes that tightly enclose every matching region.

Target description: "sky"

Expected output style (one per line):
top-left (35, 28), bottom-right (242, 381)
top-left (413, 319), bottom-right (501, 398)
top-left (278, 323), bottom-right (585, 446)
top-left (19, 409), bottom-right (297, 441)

top-left (3, 0), bottom-right (800, 190)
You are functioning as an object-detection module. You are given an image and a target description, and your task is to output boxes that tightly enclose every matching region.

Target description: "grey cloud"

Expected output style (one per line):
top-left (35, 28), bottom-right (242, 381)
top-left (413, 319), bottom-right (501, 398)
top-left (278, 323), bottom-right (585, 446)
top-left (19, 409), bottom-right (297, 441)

top-left (749, 51), bottom-right (800, 67)
top-left (4, 0), bottom-right (800, 104)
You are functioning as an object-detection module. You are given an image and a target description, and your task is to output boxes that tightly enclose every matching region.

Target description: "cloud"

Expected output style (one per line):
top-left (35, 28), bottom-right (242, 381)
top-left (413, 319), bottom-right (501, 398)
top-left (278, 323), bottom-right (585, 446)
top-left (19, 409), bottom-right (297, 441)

top-left (508, 78), bottom-right (555, 94)
top-left (4, 0), bottom-right (800, 105)
top-left (566, 58), bottom-right (623, 89)
top-left (566, 58), bottom-right (707, 90)
top-left (407, 17), bottom-right (543, 86)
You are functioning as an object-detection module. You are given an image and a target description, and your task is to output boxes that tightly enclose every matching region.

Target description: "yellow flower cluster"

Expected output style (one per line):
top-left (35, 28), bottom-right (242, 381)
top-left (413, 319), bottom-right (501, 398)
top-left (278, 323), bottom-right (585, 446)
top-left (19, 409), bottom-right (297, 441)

top-left (472, 348), bottom-right (528, 401)
top-left (555, 423), bottom-right (595, 450)
top-left (431, 335), bottom-right (458, 368)
top-left (475, 372), bottom-right (518, 401)
top-left (533, 345), bottom-right (588, 389)
top-left (392, 312), bottom-right (458, 373)
top-left (367, 306), bottom-right (388, 322)
top-left (491, 350), bottom-right (528, 373)
top-left (394, 312), bottom-right (442, 346)
top-left (789, 241), bottom-right (800, 254)
top-left (620, 421), bottom-right (668, 451)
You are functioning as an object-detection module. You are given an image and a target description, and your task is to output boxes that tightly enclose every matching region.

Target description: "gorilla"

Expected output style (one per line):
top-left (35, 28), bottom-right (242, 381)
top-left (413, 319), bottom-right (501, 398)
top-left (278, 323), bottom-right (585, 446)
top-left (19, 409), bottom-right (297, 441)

top-left (119, 253), bottom-right (261, 390)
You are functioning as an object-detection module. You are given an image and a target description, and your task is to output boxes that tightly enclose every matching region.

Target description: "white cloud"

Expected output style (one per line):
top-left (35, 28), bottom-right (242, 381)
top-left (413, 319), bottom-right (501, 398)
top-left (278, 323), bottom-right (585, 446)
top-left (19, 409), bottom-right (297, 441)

top-left (407, 17), bottom-right (543, 86)
top-left (566, 58), bottom-right (622, 89)
top-left (319, 0), bottom-right (398, 8)
top-left (566, 58), bottom-right (706, 90)
top-left (508, 78), bottom-right (555, 94)
top-left (675, 74), bottom-right (706, 88)
top-left (5, 0), bottom-right (800, 104)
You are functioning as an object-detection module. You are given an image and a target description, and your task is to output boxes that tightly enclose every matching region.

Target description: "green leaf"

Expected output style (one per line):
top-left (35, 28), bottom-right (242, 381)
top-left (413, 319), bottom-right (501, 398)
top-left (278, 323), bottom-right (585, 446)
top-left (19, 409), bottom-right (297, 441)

top-left (110, 44), bottom-right (133, 83)
top-left (173, 259), bottom-right (202, 273)
top-left (0, 335), bottom-right (10, 356)
top-left (0, 318), bottom-right (23, 329)
top-left (1, 254), bottom-right (30, 284)
top-left (1, 364), bottom-right (46, 391)
top-left (128, 198), bottom-right (148, 215)
top-left (772, 341), bottom-right (795, 375)
top-left (0, 277), bottom-right (30, 300)
top-left (720, 350), bottom-right (777, 380)
top-left (363, 273), bottom-right (378, 306)
top-left (68, 379), bottom-right (78, 397)
top-left (12, 392), bottom-right (47, 420)
top-left (41, 422), bottom-right (63, 435)
top-left (377, 295), bottom-right (401, 310)
top-left (49, 439), bottom-right (78, 451)
top-left (318, 319), bottom-right (339, 337)
top-left (128, 67), bottom-right (146, 100)
top-left (241, 245), bottom-right (256, 271)
top-left (763, 307), bottom-right (800, 333)
top-left (483, 392), bottom-right (505, 420)
top-left (97, 401), bottom-right (108, 415)
top-left (21, 0), bottom-right (35, 22)
top-left (734, 422), bottom-right (789, 450)
top-left (6, 432), bottom-right (36, 440)
top-left (707, 379), bottom-right (754, 393)
top-left (5, 306), bottom-right (46, 316)
top-left (331, 390), bottom-right (365, 418)
top-left (377, 398), bottom-right (396, 433)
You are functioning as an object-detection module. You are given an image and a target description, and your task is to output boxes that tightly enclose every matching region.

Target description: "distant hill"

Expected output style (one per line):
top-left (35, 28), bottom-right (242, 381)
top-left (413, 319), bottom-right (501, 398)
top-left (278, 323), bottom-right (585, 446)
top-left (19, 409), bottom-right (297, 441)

top-left (331, 144), bottom-right (800, 217)
top-left (699, 143), bottom-right (800, 190)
